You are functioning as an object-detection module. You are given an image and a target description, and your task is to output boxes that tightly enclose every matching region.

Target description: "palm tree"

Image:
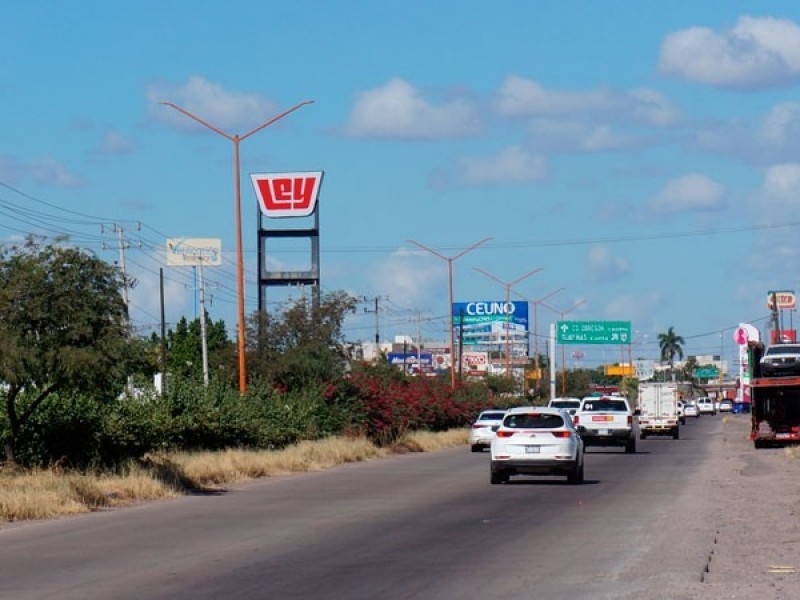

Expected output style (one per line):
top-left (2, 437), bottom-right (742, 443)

top-left (658, 326), bottom-right (685, 368)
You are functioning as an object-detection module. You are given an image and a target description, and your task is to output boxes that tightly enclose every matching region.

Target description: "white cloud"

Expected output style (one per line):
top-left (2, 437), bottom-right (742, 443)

top-left (98, 130), bottom-right (135, 155)
top-left (367, 247), bottom-right (444, 309)
top-left (659, 16), bottom-right (800, 89)
top-left (692, 102), bottom-right (800, 165)
top-left (494, 75), bottom-right (681, 126)
top-left (648, 173), bottom-right (725, 214)
top-left (456, 145), bottom-right (548, 185)
top-left (29, 158), bottom-right (83, 188)
top-left (345, 78), bottom-right (480, 139)
top-left (604, 291), bottom-right (664, 324)
top-left (587, 245), bottom-right (629, 282)
top-left (755, 163), bottom-right (800, 220)
top-left (529, 119), bottom-right (635, 152)
top-left (147, 76), bottom-right (279, 132)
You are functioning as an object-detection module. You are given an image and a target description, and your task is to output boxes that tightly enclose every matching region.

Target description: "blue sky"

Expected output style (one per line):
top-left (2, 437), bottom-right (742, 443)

top-left (4, 1), bottom-right (800, 369)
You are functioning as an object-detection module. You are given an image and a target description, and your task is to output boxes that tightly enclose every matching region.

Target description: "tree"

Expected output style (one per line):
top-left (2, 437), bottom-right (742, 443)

top-left (0, 239), bottom-right (131, 465)
top-left (164, 314), bottom-right (234, 381)
top-left (246, 291), bottom-right (358, 389)
top-left (657, 326), bottom-right (685, 368)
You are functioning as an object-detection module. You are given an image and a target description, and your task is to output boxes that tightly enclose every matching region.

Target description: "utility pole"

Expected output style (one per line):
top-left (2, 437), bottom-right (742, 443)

top-left (363, 296), bottom-right (382, 345)
top-left (102, 223), bottom-right (141, 323)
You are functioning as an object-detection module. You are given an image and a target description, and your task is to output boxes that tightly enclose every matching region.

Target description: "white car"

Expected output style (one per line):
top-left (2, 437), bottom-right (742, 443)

top-left (718, 399), bottom-right (734, 412)
top-left (547, 397), bottom-right (582, 417)
top-left (469, 409), bottom-right (507, 452)
top-left (683, 400), bottom-right (699, 418)
top-left (490, 406), bottom-right (584, 484)
top-left (697, 397), bottom-right (717, 415)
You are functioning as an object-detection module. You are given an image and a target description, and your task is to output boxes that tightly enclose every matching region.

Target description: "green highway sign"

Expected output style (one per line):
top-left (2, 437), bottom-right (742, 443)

top-left (694, 367), bottom-right (719, 379)
top-left (557, 320), bottom-right (632, 345)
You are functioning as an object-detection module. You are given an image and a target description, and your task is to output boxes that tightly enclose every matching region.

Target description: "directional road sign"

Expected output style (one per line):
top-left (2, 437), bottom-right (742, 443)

top-left (557, 320), bottom-right (632, 344)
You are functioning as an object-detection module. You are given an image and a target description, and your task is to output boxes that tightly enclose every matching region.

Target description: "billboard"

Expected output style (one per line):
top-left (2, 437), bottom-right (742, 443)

top-left (166, 238), bottom-right (222, 266)
top-left (251, 171), bottom-right (323, 218)
top-left (452, 300), bottom-right (528, 327)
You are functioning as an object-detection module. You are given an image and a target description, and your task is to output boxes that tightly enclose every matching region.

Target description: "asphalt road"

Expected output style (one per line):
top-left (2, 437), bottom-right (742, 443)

top-left (0, 416), bottom-right (724, 600)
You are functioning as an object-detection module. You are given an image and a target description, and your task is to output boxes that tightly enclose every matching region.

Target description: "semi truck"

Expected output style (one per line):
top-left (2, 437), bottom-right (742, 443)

top-left (637, 382), bottom-right (680, 439)
top-left (749, 341), bottom-right (800, 448)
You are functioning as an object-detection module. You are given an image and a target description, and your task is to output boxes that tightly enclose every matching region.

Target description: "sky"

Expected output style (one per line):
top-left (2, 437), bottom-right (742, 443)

top-left (4, 1), bottom-right (800, 370)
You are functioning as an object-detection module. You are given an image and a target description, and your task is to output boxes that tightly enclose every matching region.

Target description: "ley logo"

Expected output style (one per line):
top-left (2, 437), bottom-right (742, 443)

top-left (251, 171), bottom-right (324, 218)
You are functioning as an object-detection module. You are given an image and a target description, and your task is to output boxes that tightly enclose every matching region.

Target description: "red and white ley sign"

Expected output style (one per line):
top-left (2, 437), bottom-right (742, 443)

top-left (251, 171), bottom-right (324, 218)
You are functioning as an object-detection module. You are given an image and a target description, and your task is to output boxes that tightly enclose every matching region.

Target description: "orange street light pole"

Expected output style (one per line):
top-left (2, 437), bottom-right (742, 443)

top-left (407, 237), bottom-right (493, 388)
top-left (474, 267), bottom-right (544, 382)
top-left (542, 299), bottom-right (587, 396)
top-left (161, 100), bottom-right (313, 394)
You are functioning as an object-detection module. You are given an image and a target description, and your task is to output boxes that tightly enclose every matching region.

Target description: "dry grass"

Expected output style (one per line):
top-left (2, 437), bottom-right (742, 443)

top-left (0, 466), bottom-right (179, 522)
top-left (0, 430), bottom-right (469, 523)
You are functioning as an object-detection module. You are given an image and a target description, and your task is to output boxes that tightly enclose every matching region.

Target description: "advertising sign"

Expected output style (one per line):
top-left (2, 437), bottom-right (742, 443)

top-left (251, 171), bottom-right (324, 218)
top-left (557, 320), bottom-right (632, 344)
top-left (451, 301), bottom-right (528, 326)
top-left (767, 290), bottom-right (796, 310)
top-left (166, 238), bottom-right (222, 266)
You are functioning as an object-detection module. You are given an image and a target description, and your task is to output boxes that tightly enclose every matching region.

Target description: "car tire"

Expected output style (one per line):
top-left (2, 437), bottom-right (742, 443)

top-left (625, 438), bottom-right (636, 454)
top-left (567, 460), bottom-right (584, 485)
top-left (490, 470), bottom-right (508, 485)
top-left (673, 428), bottom-right (680, 440)
top-left (471, 444), bottom-right (482, 453)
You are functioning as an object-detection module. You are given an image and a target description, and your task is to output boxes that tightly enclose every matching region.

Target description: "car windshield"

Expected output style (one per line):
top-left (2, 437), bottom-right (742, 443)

top-left (550, 401), bottom-right (580, 409)
top-left (478, 412), bottom-right (506, 421)
top-left (766, 345), bottom-right (800, 356)
top-left (581, 400), bottom-right (627, 412)
top-left (504, 413), bottom-right (565, 429)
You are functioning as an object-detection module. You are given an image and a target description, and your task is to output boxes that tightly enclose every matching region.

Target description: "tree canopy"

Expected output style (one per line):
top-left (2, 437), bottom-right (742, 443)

top-left (0, 239), bottom-right (132, 463)
top-left (657, 326), bottom-right (685, 368)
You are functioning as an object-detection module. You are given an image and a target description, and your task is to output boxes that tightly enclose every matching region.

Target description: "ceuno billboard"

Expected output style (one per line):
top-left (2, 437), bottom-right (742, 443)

top-left (451, 300), bottom-right (528, 327)
top-left (251, 171), bottom-right (323, 218)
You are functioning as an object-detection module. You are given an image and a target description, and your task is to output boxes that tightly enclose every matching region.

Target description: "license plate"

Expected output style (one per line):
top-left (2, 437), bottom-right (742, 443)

top-left (599, 429), bottom-right (610, 436)
top-left (525, 446), bottom-right (540, 454)
top-left (776, 433), bottom-right (793, 440)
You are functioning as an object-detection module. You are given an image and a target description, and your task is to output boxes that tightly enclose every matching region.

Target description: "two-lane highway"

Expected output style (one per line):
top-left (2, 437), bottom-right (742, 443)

top-left (0, 415), bottom-right (724, 600)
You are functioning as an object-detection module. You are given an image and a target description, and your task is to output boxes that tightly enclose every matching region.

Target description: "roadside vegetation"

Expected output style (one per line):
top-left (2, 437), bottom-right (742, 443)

top-left (0, 429), bottom-right (468, 522)
top-left (0, 239), bottom-right (697, 523)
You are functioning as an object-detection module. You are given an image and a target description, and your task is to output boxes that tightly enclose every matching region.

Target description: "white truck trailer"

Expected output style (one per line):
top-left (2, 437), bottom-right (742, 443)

top-left (637, 382), bottom-right (680, 440)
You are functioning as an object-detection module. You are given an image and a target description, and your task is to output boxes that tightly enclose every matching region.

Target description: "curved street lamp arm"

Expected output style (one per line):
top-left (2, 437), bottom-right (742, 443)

top-left (241, 100), bottom-right (315, 141)
top-left (160, 102), bottom-right (234, 141)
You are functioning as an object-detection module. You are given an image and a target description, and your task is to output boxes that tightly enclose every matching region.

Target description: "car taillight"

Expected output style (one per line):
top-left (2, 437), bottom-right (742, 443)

top-left (472, 424), bottom-right (487, 429)
top-left (496, 431), bottom-right (515, 438)
top-left (551, 431), bottom-right (571, 438)
top-left (573, 415), bottom-right (579, 425)
top-left (627, 415), bottom-right (633, 426)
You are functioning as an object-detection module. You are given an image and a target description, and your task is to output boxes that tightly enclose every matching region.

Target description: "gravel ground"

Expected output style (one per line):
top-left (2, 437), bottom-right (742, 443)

top-left (686, 413), bottom-right (800, 599)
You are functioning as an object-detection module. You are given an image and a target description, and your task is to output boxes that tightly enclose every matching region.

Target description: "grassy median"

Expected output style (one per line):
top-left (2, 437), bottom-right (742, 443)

top-left (0, 429), bottom-right (469, 523)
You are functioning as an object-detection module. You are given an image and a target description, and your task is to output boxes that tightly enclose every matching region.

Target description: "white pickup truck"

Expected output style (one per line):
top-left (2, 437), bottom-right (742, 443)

top-left (574, 395), bottom-right (637, 453)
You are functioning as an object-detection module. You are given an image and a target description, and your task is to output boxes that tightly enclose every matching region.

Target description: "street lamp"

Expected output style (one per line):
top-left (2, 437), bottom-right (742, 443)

top-left (514, 287), bottom-right (565, 394)
top-left (474, 267), bottom-right (544, 381)
top-left (161, 99), bottom-right (313, 393)
top-left (542, 298), bottom-right (587, 395)
top-left (407, 237), bottom-right (493, 388)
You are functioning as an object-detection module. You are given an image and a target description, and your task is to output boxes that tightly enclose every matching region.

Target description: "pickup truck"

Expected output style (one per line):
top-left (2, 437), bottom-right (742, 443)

top-left (574, 395), bottom-right (637, 453)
